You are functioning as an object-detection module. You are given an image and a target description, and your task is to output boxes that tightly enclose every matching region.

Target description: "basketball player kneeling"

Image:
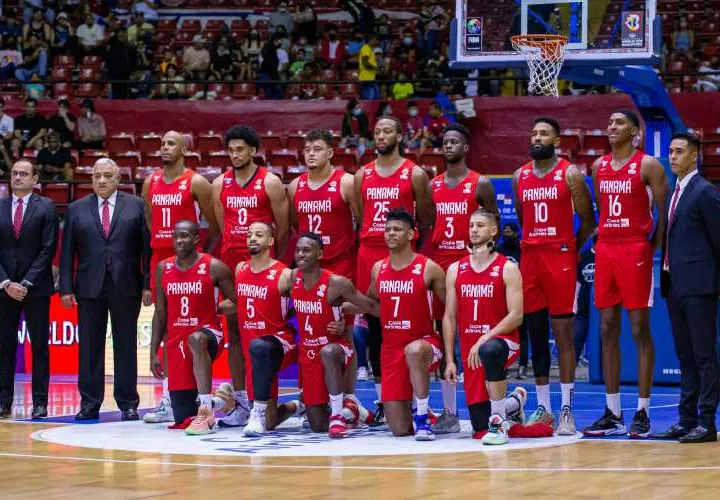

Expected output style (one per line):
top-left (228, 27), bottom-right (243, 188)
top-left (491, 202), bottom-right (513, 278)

top-left (291, 233), bottom-right (379, 438)
top-left (443, 210), bottom-right (527, 445)
top-left (151, 220), bottom-right (237, 435)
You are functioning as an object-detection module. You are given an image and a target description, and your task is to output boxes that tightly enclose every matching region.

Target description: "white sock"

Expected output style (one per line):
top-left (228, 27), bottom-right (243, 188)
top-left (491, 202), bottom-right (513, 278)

top-left (491, 399), bottom-right (507, 419)
top-left (561, 383), bottom-right (574, 409)
top-left (536, 384), bottom-right (551, 412)
top-left (330, 393), bottom-right (344, 416)
top-left (198, 394), bottom-right (212, 408)
top-left (162, 377), bottom-right (170, 400)
top-left (506, 394), bottom-right (521, 415)
top-left (375, 383), bottom-right (382, 401)
top-left (637, 397), bottom-right (650, 415)
top-left (606, 393), bottom-right (621, 418)
top-left (254, 401), bottom-right (268, 412)
top-left (233, 390), bottom-right (249, 404)
top-left (416, 397), bottom-right (429, 416)
top-left (441, 380), bottom-right (457, 414)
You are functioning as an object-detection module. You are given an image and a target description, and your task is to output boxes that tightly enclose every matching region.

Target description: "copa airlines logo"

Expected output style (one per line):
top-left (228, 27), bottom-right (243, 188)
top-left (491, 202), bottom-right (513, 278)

top-left (34, 419), bottom-right (581, 457)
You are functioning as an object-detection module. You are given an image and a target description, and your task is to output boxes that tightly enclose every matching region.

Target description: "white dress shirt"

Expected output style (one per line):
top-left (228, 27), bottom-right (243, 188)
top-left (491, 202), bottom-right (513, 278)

top-left (98, 190), bottom-right (118, 223)
top-left (664, 169), bottom-right (699, 270)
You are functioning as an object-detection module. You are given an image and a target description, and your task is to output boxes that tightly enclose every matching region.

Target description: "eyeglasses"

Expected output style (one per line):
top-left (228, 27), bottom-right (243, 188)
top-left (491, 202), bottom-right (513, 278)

top-left (11, 171), bottom-right (31, 178)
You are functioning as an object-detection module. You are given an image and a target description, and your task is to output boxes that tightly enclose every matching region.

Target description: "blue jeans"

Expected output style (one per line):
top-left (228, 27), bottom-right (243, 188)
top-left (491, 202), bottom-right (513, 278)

top-left (15, 49), bottom-right (48, 81)
top-left (360, 82), bottom-right (380, 100)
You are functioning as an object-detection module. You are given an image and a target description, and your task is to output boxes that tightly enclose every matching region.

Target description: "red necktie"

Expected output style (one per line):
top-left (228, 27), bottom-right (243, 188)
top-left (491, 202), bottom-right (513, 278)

top-left (664, 182), bottom-right (681, 269)
top-left (102, 199), bottom-right (110, 237)
top-left (13, 198), bottom-right (23, 239)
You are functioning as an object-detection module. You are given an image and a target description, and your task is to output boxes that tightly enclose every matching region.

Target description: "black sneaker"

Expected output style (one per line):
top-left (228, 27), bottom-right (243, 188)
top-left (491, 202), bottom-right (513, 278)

top-left (582, 407), bottom-right (627, 436)
top-left (628, 409), bottom-right (651, 439)
top-left (369, 401), bottom-right (386, 428)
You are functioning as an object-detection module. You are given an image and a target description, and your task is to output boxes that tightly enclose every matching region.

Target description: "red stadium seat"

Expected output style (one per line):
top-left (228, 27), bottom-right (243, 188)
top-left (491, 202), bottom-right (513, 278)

top-left (269, 149), bottom-right (300, 170)
top-left (232, 82), bottom-right (256, 99)
top-left (53, 54), bottom-right (76, 68)
top-left (52, 83), bottom-right (73, 99)
top-left (107, 133), bottom-right (135, 154)
top-left (138, 133), bottom-right (162, 154)
top-left (79, 151), bottom-right (107, 166)
top-left (79, 67), bottom-right (100, 81)
top-left (285, 165), bottom-right (307, 181)
top-left (253, 153), bottom-right (267, 166)
top-left (575, 149), bottom-right (605, 172)
top-left (339, 83), bottom-right (359, 99)
top-left (207, 83), bottom-right (231, 99)
top-left (173, 32), bottom-right (195, 48)
top-left (75, 83), bottom-right (99, 98)
top-left (82, 55), bottom-right (103, 69)
top-left (73, 184), bottom-right (95, 201)
top-left (196, 133), bottom-right (224, 153)
top-left (197, 167), bottom-right (222, 181)
top-left (113, 152), bottom-right (141, 172)
top-left (333, 151), bottom-right (359, 173)
top-left (118, 183), bottom-right (137, 195)
top-left (205, 151), bottom-right (230, 167)
top-left (42, 183), bottom-right (71, 208)
top-left (135, 166), bottom-right (156, 180)
top-left (559, 128), bottom-right (582, 152)
top-left (180, 19), bottom-right (201, 34)
top-left (583, 130), bottom-right (610, 151)
top-left (51, 67), bottom-right (71, 81)
top-left (143, 153), bottom-right (164, 167)
top-left (260, 134), bottom-right (283, 151)
top-left (286, 134), bottom-right (306, 153)
top-left (419, 152), bottom-right (445, 174)
top-left (183, 152), bottom-right (202, 168)
top-left (74, 167), bottom-right (94, 181)
top-left (156, 19), bottom-right (178, 33)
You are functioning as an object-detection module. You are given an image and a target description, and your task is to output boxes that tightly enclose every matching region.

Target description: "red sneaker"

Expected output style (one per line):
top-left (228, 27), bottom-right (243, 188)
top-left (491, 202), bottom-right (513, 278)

top-left (169, 416), bottom-right (194, 430)
top-left (329, 414), bottom-right (348, 438)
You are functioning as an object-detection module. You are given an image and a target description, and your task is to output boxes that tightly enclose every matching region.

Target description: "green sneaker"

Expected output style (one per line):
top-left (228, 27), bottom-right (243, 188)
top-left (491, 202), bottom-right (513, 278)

top-left (507, 387), bottom-right (528, 425)
top-left (527, 405), bottom-right (555, 427)
top-left (481, 414), bottom-right (510, 445)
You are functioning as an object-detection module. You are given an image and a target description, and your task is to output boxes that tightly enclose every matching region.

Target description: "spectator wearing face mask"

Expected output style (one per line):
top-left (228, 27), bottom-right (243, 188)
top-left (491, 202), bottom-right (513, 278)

top-left (340, 99), bottom-right (372, 156)
top-left (269, 0), bottom-right (294, 36)
top-left (404, 101), bottom-right (423, 149)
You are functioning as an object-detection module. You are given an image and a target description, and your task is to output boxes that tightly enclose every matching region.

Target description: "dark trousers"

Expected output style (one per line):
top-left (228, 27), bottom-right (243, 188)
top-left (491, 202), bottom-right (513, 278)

top-left (573, 312), bottom-right (590, 363)
top-left (0, 297), bottom-right (50, 407)
top-left (518, 322), bottom-right (529, 367)
top-left (667, 286), bottom-right (719, 430)
top-left (77, 272), bottom-right (140, 412)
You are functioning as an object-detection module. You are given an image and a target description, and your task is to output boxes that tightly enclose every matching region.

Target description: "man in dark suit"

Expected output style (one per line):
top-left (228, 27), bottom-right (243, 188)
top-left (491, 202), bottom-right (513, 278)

top-left (59, 158), bottom-right (152, 421)
top-left (653, 132), bottom-right (720, 443)
top-left (0, 160), bottom-right (58, 419)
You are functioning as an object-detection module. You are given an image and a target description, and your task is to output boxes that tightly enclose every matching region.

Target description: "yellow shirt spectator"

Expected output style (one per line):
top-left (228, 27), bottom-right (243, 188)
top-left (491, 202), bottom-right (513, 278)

top-left (392, 81), bottom-right (414, 100)
top-left (359, 43), bottom-right (377, 81)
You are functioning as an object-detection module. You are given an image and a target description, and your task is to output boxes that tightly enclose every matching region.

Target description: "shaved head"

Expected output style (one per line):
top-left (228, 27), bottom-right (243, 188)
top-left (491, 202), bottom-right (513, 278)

top-left (163, 130), bottom-right (190, 150)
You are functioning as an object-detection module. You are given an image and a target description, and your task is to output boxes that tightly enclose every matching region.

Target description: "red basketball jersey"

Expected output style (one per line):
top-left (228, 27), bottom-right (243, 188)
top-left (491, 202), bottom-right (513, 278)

top-left (454, 254), bottom-right (519, 345)
top-left (596, 150), bottom-right (653, 241)
top-left (235, 260), bottom-right (294, 344)
top-left (220, 168), bottom-right (274, 255)
top-left (147, 169), bottom-right (198, 250)
top-left (375, 254), bottom-right (435, 347)
top-left (162, 253), bottom-right (221, 346)
top-left (359, 159), bottom-right (416, 246)
top-left (291, 269), bottom-right (343, 363)
top-left (430, 170), bottom-right (481, 256)
top-left (517, 158), bottom-right (575, 247)
top-left (294, 169), bottom-right (355, 261)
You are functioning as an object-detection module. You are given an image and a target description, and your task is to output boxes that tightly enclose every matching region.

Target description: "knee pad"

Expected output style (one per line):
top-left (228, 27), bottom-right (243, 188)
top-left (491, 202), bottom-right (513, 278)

top-left (478, 338), bottom-right (510, 382)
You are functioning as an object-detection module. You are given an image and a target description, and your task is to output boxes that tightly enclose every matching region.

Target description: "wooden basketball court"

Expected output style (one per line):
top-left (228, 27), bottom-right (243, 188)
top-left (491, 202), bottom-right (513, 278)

top-left (1, 379), bottom-right (718, 499)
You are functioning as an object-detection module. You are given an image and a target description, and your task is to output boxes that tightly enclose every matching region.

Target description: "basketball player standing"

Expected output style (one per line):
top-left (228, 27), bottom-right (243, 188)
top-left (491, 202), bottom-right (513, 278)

top-left (512, 117), bottom-right (595, 434)
top-left (142, 131), bottom-right (219, 424)
top-left (355, 117), bottom-right (431, 423)
top-left (211, 125), bottom-right (290, 427)
top-left (584, 110), bottom-right (668, 438)
top-left (429, 123), bottom-right (497, 434)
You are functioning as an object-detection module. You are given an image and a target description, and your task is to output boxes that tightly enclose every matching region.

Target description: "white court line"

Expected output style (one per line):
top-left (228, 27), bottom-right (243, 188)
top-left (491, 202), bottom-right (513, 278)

top-left (0, 450), bottom-right (718, 473)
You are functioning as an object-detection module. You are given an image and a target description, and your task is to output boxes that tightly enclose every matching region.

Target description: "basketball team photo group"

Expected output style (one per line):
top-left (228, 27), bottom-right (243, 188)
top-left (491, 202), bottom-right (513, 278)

top-left (0, 0), bottom-right (719, 497)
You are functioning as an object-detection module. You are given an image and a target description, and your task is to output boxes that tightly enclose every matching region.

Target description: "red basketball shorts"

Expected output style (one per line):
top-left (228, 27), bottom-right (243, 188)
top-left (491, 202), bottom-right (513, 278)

top-left (166, 327), bottom-right (224, 392)
top-left (594, 239), bottom-right (654, 310)
top-left (323, 250), bottom-right (357, 284)
top-left (381, 335), bottom-right (443, 402)
top-left (459, 335), bottom-right (519, 405)
top-left (356, 244), bottom-right (389, 296)
top-left (150, 247), bottom-right (175, 301)
top-left (520, 244), bottom-right (578, 316)
top-left (242, 333), bottom-right (297, 401)
top-left (431, 251), bottom-right (465, 320)
top-left (300, 341), bottom-right (354, 406)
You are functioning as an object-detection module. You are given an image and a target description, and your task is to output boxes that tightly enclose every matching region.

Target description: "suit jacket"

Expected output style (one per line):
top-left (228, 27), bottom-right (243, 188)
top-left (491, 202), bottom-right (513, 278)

top-left (0, 193), bottom-right (58, 299)
top-left (59, 191), bottom-right (150, 299)
top-left (661, 173), bottom-right (720, 298)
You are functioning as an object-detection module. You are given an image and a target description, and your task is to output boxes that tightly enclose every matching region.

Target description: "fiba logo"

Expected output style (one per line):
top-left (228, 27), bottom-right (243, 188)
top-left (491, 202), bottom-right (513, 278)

top-left (625, 14), bottom-right (641, 32)
top-left (582, 263), bottom-right (595, 283)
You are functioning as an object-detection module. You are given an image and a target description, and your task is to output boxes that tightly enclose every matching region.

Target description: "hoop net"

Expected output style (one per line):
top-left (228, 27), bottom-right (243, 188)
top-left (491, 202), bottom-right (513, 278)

top-left (511, 34), bottom-right (568, 97)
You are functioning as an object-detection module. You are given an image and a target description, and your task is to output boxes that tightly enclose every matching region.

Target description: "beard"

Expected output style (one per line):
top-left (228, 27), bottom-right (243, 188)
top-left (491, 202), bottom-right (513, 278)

top-left (233, 159), bottom-right (252, 170)
top-left (529, 143), bottom-right (555, 160)
top-left (377, 139), bottom-right (398, 156)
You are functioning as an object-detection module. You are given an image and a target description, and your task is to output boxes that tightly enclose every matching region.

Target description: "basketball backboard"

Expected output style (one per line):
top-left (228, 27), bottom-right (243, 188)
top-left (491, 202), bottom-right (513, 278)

top-left (450, 0), bottom-right (661, 68)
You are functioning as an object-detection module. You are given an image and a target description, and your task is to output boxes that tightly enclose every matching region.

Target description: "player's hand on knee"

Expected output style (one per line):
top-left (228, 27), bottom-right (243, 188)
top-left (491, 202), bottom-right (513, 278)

top-left (467, 341), bottom-right (485, 371)
top-left (444, 362), bottom-right (458, 384)
top-left (150, 353), bottom-right (164, 379)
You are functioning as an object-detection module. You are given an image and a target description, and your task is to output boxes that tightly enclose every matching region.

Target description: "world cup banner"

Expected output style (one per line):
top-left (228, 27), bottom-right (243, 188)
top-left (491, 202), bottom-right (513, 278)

top-left (621, 11), bottom-right (645, 49)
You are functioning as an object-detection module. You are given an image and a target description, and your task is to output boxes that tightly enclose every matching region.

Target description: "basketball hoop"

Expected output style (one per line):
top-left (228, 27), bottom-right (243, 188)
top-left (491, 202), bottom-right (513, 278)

top-left (511, 34), bottom-right (568, 97)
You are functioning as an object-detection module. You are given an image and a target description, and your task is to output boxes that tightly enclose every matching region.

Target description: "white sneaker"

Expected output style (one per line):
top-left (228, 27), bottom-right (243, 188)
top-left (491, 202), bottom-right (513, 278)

top-left (143, 397), bottom-right (174, 423)
top-left (482, 414), bottom-right (510, 445)
top-left (243, 406), bottom-right (267, 437)
top-left (357, 367), bottom-right (369, 381)
top-left (218, 399), bottom-right (251, 428)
